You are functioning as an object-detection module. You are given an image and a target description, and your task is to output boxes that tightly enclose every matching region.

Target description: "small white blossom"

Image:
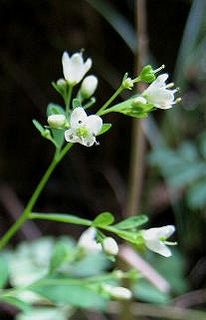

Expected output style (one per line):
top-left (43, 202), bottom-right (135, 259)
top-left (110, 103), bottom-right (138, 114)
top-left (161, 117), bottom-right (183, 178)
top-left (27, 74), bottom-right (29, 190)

top-left (142, 225), bottom-right (175, 257)
top-left (80, 75), bottom-right (98, 99)
top-left (47, 114), bottom-right (66, 128)
top-left (78, 227), bottom-right (102, 254)
top-left (142, 74), bottom-right (179, 109)
top-left (64, 107), bottom-right (103, 147)
top-left (102, 237), bottom-right (119, 256)
top-left (62, 51), bottom-right (92, 86)
top-left (103, 284), bottom-right (132, 300)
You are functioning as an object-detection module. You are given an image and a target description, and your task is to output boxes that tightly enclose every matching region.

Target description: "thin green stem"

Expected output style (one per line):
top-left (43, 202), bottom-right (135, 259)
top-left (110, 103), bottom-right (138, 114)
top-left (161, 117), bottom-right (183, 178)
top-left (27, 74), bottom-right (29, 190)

top-left (97, 85), bottom-right (124, 115)
top-left (0, 143), bottom-right (73, 250)
top-left (65, 85), bottom-right (73, 115)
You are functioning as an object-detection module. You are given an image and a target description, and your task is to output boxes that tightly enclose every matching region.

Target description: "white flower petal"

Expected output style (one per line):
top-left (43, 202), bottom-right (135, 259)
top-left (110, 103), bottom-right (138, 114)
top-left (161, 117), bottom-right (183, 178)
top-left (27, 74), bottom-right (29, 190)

top-left (70, 107), bottom-right (87, 128)
top-left (145, 239), bottom-right (172, 257)
top-left (65, 107), bottom-right (102, 147)
top-left (62, 51), bottom-right (92, 85)
top-left (142, 73), bottom-right (179, 110)
top-left (143, 225), bottom-right (175, 257)
top-left (85, 115), bottom-right (103, 135)
top-left (78, 227), bottom-right (102, 254)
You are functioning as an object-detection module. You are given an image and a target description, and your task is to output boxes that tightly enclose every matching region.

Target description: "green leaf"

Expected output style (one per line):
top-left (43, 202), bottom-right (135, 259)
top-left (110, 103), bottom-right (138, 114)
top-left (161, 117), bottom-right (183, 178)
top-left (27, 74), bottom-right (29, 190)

top-left (50, 240), bottom-right (74, 273)
top-left (47, 103), bottom-right (65, 117)
top-left (32, 119), bottom-right (46, 136)
top-left (105, 99), bottom-right (152, 118)
top-left (30, 213), bottom-right (92, 226)
top-left (133, 279), bottom-right (170, 305)
top-left (0, 255), bottom-right (9, 288)
top-left (97, 123), bottom-right (112, 136)
top-left (0, 296), bottom-right (31, 312)
top-left (114, 215), bottom-right (148, 230)
top-left (50, 128), bottom-right (65, 150)
top-left (92, 212), bottom-right (115, 227)
top-left (31, 281), bottom-right (106, 309)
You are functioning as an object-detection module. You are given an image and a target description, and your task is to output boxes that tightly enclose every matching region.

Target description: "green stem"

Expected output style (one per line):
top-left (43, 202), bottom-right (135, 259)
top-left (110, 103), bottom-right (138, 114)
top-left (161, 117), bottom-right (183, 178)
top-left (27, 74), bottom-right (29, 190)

top-left (97, 84), bottom-right (124, 115)
top-left (65, 85), bottom-right (73, 115)
top-left (0, 143), bottom-right (73, 250)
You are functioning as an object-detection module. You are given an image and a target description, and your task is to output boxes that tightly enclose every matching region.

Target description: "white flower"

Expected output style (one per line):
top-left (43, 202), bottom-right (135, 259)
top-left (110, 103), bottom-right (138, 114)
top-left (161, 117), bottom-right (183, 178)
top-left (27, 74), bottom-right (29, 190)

top-left (64, 107), bottom-right (103, 147)
top-left (142, 225), bottom-right (175, 257)
top-left (103, 284), bottom-right (132, 300)
top-left (47, 114), bottom-right (66, 128)
top-left (62, 51), bottom-right (92, 85)
top-left (80, 75), bottom-right (98, 99)
top-left (78, 227), bottom-right (102, 254)
top-left (102, 237), bottom-right (119, 256)
top-left (142, 73), bottom-right (179, 109)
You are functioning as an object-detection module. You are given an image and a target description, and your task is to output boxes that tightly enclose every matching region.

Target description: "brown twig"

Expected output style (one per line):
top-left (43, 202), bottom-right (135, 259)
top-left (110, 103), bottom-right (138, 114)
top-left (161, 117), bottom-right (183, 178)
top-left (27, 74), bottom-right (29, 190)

top-left (126, 0), bottom-right (148, 217)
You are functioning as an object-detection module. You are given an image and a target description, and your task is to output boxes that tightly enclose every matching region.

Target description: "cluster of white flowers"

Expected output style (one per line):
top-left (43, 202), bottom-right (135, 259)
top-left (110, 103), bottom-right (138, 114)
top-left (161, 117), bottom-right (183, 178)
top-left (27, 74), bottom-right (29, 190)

top-left (46, 52), bottom-right (181, 148)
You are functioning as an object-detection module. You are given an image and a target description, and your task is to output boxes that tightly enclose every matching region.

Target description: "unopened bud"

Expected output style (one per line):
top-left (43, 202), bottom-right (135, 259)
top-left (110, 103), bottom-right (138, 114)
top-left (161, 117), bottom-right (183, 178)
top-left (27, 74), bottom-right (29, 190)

top-left (102, 237), bottom-right (119, 256)
top-left (47, 114), bottom-right (66, 128)
top-left (103, 284), bottom-right (132, 300)
top-left (80, 75), bottom-right (98, 99)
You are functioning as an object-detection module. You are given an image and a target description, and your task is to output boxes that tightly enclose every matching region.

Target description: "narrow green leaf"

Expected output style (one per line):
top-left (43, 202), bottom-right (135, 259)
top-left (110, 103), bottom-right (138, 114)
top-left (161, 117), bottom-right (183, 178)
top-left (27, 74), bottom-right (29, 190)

top-left (30, 213), bottom-right (92, 226)
top-left (114, 215), bottom-right (148, 230)
top-left (31, 282), bottom-right (106, 309)
top-left (32, 119), bottom-right (45, 135)
top-left (0, 255), bottom-right (9, 288)
top-left (97, 123), bottom-right (112, 136)
top-left (92, 212), bottom-right (115, 227)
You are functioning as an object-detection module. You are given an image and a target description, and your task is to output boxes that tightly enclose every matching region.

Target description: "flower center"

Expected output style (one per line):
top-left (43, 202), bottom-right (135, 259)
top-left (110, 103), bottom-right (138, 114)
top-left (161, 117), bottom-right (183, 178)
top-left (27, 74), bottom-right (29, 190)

top-left (76, 126), bottom-right (89, 138)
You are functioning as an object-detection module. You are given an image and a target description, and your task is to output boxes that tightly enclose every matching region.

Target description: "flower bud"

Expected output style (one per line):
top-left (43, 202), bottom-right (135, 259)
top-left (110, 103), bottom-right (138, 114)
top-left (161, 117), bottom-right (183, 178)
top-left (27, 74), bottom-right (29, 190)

top-left (80, 75), bottom-right (98, 99)
top-left (47, 114), bottom-right (66, 128)
top-left (103, 284), bottom-right (132, 300)
top-left (102, 237), bottom-right (119, 256)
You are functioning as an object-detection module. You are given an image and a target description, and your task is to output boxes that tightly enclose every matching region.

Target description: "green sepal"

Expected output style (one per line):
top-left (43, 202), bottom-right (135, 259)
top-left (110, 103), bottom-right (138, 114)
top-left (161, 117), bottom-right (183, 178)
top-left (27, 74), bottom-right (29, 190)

top-left (92, 212), bottom-right (115, 227)
top-left (138, 65), bottom-right (156, 83)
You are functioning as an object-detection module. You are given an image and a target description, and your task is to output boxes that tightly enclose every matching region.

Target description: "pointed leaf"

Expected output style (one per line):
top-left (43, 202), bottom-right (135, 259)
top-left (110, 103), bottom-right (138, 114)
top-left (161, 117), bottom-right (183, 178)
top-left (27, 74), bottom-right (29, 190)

top-left (92, 212), bottom-right (115, 227)
top-left (97, 123), bottom-right (112, 136)
top-left (114, 215), bottom-right (148, 230)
